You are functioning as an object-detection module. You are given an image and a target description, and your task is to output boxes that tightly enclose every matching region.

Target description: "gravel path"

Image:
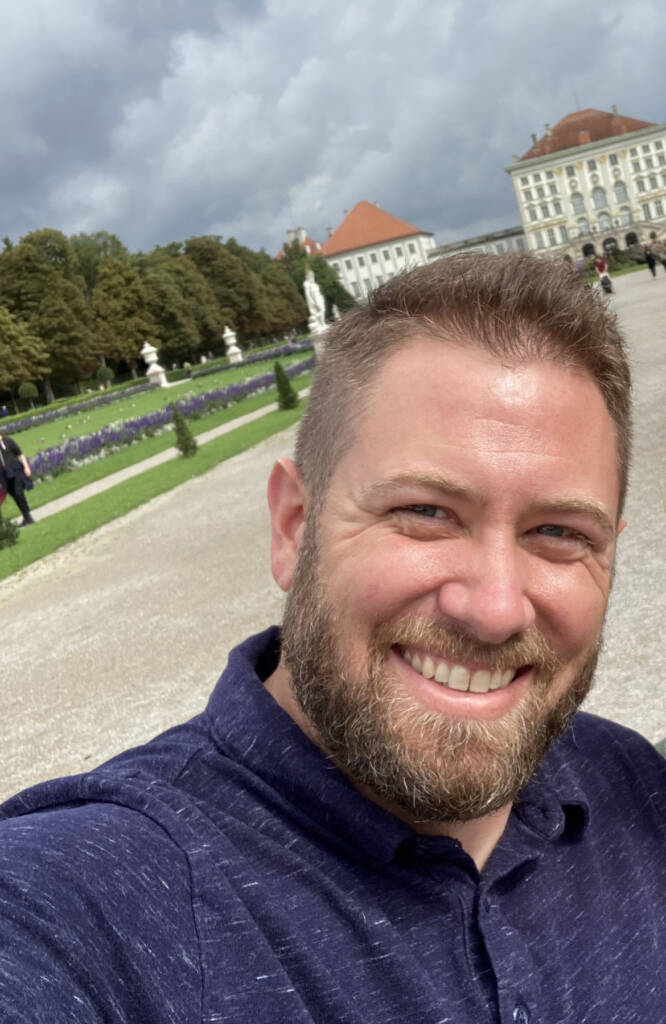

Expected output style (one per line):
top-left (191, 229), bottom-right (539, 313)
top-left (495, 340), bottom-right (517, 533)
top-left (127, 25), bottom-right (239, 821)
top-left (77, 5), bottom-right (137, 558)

top-left (1, 270), bottom-right (664, 799)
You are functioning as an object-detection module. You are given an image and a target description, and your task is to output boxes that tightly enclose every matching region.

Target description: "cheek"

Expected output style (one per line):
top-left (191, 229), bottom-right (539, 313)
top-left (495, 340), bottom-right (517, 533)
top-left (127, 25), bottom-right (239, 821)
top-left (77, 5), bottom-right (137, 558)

top-left (532, 562), bottom-right (610, 654)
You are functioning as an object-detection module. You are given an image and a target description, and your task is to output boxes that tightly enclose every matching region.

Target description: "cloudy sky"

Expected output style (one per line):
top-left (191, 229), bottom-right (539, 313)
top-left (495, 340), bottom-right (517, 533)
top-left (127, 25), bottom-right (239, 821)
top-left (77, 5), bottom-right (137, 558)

top-left (2, 0), bottom-right (664, 256)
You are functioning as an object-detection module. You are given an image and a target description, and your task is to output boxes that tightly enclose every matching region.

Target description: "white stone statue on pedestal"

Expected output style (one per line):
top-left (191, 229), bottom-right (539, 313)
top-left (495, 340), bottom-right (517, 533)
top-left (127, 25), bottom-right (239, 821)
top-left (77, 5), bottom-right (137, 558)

top-left (140, 340), bottom-right (167, 387)
top-left (223, 325), bottom-right (243, 365)
top-left (304, 269), bottom-right (327, 358)
top-left (331, 303), bottom-right (341, 321)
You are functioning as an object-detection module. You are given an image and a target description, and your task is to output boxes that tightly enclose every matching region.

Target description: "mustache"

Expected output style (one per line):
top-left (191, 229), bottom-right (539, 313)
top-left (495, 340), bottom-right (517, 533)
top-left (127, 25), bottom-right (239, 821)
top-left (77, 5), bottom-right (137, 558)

top-left (372, 617), bottom-right (563, 676)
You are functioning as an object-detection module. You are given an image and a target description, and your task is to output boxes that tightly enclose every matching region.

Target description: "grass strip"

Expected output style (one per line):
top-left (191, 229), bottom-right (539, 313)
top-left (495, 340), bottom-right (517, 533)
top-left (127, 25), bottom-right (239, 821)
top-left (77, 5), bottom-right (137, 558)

top-left (26, 376), bottom-right (311, 510)
top-left (0, 404), bottom-right (304, 581)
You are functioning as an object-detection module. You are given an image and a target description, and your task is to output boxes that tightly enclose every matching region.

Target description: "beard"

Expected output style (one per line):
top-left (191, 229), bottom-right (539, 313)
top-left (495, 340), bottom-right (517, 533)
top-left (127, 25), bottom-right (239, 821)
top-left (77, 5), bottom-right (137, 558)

top-left (281, 521), bottom-right (601, 824)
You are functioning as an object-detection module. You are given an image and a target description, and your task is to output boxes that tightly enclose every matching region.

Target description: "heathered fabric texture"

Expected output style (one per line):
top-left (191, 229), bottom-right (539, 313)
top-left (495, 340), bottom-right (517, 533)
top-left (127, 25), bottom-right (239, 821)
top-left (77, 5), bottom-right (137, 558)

top-left (0, 627), bottom-right (664, 1023)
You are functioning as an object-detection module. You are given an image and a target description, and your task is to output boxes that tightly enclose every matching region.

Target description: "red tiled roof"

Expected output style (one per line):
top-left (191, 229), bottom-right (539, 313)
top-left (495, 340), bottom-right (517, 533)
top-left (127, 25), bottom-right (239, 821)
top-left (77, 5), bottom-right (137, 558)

top-left (519, 108), bottom-right (655, 161)
top-left (320, 201), bottom-right (432, 257)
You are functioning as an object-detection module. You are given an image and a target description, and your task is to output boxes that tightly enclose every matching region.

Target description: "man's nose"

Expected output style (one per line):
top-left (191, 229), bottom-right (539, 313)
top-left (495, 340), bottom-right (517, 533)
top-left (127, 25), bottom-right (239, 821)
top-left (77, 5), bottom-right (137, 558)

top-left (435, 536), bottom-right (536, 645)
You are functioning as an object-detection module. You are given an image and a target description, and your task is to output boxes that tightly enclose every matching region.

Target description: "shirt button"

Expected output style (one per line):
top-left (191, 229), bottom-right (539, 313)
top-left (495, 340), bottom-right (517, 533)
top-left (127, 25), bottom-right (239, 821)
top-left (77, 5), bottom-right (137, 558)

top-left (513, 1005), bottom-right (530, 1024)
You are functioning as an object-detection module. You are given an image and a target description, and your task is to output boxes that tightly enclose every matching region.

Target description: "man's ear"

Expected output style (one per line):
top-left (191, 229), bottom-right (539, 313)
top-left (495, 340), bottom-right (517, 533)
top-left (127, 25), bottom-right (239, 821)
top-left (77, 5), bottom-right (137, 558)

top-left (267, 458), bottom-right (309, 592)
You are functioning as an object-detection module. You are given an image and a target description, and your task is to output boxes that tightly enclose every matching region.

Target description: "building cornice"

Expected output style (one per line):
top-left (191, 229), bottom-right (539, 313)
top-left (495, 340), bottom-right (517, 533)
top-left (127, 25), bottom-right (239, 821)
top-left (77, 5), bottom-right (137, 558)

top-left (505, 122), bottom-right (666, 174)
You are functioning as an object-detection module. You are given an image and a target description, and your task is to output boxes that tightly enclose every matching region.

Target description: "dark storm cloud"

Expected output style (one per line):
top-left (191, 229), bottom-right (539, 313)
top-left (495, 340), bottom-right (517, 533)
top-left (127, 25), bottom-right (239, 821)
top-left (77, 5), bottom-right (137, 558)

top-left (1, 0), bottom-right (665, 254)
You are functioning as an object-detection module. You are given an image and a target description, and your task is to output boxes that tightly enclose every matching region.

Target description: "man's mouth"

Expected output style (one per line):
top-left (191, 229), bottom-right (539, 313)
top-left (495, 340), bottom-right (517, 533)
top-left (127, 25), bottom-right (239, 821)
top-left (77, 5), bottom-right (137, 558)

top-left (399, 646), bottom-right (529, 694)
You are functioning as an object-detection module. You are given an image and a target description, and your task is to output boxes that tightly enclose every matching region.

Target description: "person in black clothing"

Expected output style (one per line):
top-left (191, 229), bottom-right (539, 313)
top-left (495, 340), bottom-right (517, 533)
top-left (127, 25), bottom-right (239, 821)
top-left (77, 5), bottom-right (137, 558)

top-left (644, 245), bottom-right (658, 277)
top-left (0, 434), bottom-right (35, 526)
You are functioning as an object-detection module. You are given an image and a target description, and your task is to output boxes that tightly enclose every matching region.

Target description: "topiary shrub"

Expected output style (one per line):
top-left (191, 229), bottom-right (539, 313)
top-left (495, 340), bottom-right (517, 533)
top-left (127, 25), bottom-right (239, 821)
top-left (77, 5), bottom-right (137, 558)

top-left (171, 405), bottom-right (198, 457)
top-left (96, 366), bottom-right (114, 389)
top-left (274, 360), bottom-right (299, 410)
top-left (17, 382), bottom-right (39, 410)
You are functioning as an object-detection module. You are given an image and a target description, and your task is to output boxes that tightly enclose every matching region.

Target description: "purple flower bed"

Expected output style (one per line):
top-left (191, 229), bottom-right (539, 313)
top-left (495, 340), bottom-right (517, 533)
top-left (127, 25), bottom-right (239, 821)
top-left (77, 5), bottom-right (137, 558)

top-left (5, 340), bottom-right (314, 437)
top-left (30, 357), bottom-right (314, 481)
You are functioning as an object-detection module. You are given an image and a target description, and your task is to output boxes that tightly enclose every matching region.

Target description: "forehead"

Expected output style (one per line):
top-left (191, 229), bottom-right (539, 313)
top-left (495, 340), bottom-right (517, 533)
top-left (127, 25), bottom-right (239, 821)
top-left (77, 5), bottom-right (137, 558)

top-left (334, 334), bottom-right (621, 518)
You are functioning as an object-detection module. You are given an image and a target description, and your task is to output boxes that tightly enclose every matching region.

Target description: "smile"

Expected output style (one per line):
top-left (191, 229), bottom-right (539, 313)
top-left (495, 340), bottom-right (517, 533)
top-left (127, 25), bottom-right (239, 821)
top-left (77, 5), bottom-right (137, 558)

top-left (399, 647), bottom-right (522, 694)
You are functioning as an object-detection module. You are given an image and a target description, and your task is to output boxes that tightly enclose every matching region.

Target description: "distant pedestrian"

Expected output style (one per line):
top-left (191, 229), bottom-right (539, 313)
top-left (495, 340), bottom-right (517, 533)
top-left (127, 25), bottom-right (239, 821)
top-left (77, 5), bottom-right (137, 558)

top-left (644, 245), bottom-right (657, 277)
top-left (0, 434), bottom-right (35, 526)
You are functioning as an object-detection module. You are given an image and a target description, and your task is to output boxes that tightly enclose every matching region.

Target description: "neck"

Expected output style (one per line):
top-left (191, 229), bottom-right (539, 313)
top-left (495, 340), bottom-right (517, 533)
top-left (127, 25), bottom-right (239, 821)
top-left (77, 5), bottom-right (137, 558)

top-left (265, 660), bottom-right (511, 873)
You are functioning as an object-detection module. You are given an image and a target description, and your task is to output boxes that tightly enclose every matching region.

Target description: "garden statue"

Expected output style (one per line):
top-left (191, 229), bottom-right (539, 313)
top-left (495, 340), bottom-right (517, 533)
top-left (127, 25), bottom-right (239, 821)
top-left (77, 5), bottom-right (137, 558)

top-left (304, 269), bottom-right (327, 358)
top-left (223, 325), bottom-right (243, 365)
top-left (140, 340), bottom-right (167, 387)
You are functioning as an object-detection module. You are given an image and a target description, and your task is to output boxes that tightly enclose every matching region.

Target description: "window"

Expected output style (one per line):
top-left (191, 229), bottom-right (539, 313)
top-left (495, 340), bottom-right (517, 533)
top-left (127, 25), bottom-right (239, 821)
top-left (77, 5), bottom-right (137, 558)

top-left (656, 200), bottom-right (664, 217)
top-left (541, 204), bottom-right (549, 218)
top-left (534, 231), bottom-right (544, 249)
top-left (332, 262), bottom-right (339, 272)
top-left (351, 281), bottom-right (360, 296)
top-left (546, 171), bottom-right (554, 179)
top-left (523, 189), bottom-right (533, 201)
top-left (549, 183), bottom-right (557, 195)
top-left (553, 200), bottom-right (562, 215)
top-left (642, 144), bottom-right (650, 153)
top-left (571, 192), bottom-right (585, 213)
top-left (547, 228), bottom-right (557, 246)
top-left (345, 259), bottom-right (353, 270)
top-left (587, 159), bottom-right (597, 171)
top-left (495, 242), bottom-right (505, 253)
top-left (637, 179), bottom-right (646, 193)
top-left (408, 242), bottom-right (416, 254)
top-left (357, 256), bottom-right (365, 267)
top-left (645, 156), bottom-right (654, 169)
top-left (610, 153), bottom-right (619, 166)
top-left (659, 154), bottom-right (666, 166)
top-left (630, 147), bottom-right (638, 156)
top-left (650, 174), bottom-right (658, 189)
top-left (577, 217), bottom-right (590, 237)
top-left (598, 211), bottom-right (612, 232)
top-left (662, 171), bottom-right (666, 186)
top-left (632, 160), bottom-right (641, 173)
top-left (656, 141), bottom-right (664, 150)
top-left (516, 237), bottom-right (526, 251)
top-left (375, 274), bottom-right (383, 283)
top-left (559, 225), bottom-right (569, 242)
top-left (520, 176), bottom-right (528, 185)
top-left (592, 186), bottom-right (607, 209)
top-left (566, 165), bottom-right (575, 176)
top-left (536, 185), bottom-right (545, 198)
top-left (383, 249), bottom-right (390, 260)
top-left (643, 203), bottom-right (652, 220)
top-left (529, 207), bottom-right (537, 222)
top-left (533, 173), bottom-right (541, 182)
top-left (370, 252), bottom-right (378, 264)
top-left (362, 280), bottom-right (370, 295)
top-left (395, 246), bottom-right (403, 257)
top-left (620, 206), bottom-right (631, 226)
top-left (614, 181), bottom-right (628, 202)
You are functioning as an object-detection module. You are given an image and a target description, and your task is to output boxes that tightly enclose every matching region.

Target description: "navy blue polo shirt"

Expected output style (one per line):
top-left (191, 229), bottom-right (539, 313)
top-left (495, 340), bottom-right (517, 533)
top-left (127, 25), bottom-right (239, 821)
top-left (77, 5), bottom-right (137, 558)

top-left (0, 627), bottom-right (664, 1023)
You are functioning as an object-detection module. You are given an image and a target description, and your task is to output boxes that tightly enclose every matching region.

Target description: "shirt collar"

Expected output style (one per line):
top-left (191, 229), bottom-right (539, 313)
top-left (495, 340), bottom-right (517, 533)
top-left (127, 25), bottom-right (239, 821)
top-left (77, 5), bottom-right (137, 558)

top-left (206, 628), bottom-right (591, 865)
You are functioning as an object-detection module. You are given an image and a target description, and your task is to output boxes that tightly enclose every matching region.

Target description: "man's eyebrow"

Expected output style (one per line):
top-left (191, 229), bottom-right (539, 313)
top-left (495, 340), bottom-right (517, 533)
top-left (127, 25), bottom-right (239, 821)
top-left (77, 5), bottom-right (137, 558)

top-left (362, 475), bottom-right (617, 536)
top-left (529, 498), bottom-right (617, 538)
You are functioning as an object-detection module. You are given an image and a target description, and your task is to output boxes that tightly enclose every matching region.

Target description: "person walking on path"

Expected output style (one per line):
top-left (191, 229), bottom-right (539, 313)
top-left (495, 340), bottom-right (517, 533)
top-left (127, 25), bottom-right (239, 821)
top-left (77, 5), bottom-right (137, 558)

top-left (644, 244), bottom-right (658, 277)
top-left (0, 434), bottom-right (35, 526)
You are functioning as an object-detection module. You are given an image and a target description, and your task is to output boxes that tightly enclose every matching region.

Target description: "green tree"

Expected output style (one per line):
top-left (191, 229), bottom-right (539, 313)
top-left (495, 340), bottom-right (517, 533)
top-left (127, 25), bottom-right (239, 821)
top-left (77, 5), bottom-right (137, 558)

top-left (92, 256), bottom-right (155, 373)
top-left (171, 405), bottom-right (198, 457)
top-left (0, 231), bottom-right (96, 399)
top-left (225, 238), bottom-right (308, 335)
top-left (0, 305), bottom-right (50, 405)
top-left (280, 241), bottom-right (355, 316)
top-left (184, 236), bottom-right (270, 340)
top-left (17, 381), bottom-right (39, 409)
top-left (274, 360), bottom-right (299, 410)
top-left (70, 231), bottom-right (128, 297)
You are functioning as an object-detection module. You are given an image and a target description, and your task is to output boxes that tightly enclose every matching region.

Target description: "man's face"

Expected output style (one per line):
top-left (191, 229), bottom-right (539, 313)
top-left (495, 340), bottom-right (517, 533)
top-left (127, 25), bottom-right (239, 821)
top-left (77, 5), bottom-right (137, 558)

top-left (276, 336), bottom-right (622, 822)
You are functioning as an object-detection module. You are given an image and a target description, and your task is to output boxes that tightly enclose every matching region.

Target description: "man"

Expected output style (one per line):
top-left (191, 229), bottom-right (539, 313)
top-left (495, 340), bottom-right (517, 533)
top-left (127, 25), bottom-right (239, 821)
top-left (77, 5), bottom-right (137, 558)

top-left (0, 255), bottom-right (664, 1022)
top-left (0, 432), bottom-right (35, 525)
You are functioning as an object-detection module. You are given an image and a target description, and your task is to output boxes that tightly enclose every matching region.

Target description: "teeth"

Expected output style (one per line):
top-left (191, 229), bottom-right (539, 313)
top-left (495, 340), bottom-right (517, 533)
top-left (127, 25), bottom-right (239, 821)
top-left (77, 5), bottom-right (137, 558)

top-left (448, 665), bottom-right (470, 691)
top-left (401, 648), bottom-right (518, 694)
top-left (469, 669), bottom-right (491, 693)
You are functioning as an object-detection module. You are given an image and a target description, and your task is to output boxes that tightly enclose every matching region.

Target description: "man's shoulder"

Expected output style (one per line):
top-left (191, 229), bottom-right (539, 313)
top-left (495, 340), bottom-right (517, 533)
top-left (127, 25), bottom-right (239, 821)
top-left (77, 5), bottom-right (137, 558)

top-left (549, 711), bottom-right (666, 826)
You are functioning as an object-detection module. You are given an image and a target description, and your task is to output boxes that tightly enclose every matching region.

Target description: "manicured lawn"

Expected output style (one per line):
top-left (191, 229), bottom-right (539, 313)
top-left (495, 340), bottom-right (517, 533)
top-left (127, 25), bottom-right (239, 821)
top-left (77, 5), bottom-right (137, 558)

top-left (0, 403), bottom-right (305, 580)
top-left (26, 374), bottom-right (312, 511)
top-left (12, 351), bottom-right (310, 455)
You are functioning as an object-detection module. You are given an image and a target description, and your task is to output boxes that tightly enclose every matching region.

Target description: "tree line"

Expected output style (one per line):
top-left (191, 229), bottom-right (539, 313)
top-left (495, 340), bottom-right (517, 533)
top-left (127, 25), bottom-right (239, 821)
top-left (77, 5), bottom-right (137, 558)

top-left (0, 229), bottom-right (354, 405)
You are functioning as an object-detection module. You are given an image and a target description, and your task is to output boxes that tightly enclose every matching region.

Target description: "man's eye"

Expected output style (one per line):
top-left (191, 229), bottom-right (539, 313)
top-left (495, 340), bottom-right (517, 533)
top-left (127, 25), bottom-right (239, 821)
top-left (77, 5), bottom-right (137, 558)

top-left (401, 505), bottom-right (447, 519)
top-left (535, 524), bottom-right (590, 545)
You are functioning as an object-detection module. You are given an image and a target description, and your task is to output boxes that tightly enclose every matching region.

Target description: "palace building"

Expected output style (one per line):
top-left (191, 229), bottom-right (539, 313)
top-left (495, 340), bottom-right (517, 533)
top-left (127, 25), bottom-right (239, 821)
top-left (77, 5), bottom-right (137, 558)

top-left (506, 107), bottom-right (666, 256)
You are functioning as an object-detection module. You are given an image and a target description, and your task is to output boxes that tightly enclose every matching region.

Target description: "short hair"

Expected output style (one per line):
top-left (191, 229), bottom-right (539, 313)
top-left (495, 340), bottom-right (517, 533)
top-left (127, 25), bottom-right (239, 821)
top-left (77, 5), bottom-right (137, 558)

top-left (295, 253), bottom-right (632, 516)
